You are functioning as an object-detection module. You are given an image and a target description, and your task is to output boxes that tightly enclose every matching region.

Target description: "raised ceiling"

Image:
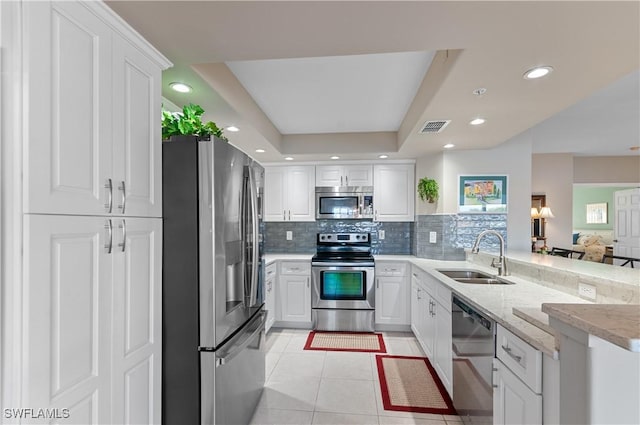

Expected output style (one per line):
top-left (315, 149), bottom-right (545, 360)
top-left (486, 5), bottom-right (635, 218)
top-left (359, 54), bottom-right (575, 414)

top-left (106, 1), bottom-right (640, 162)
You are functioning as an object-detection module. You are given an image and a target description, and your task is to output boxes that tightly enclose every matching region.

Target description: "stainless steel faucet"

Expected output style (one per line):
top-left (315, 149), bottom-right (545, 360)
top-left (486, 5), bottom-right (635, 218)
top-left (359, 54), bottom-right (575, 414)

top-left (471, 229), bottom-right (509, 276)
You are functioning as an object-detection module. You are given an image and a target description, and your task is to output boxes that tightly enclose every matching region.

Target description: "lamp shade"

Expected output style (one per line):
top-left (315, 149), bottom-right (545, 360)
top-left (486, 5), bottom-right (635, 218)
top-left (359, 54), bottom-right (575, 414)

top-left (530, 207), bottom-right (540, 219)
top-left (539, 207), bottom-right (554, 219)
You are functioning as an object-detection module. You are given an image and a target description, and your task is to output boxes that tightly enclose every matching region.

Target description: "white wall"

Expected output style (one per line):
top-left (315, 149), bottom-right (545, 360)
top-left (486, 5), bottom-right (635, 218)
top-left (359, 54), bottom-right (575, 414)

top-left (440, 132), bottom-right (533, 253)
top-left (532, 153), bottom-right (574, 249)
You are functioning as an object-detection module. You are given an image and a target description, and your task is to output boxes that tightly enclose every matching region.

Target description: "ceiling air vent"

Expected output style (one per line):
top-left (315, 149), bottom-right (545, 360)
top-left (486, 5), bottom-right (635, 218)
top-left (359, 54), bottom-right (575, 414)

top-left (420, 120), bottom-right (451, 134)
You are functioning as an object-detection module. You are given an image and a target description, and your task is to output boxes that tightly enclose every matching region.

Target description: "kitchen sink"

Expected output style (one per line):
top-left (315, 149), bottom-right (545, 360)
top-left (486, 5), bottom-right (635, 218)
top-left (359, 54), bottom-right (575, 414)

top-left (436, 269), bottom-right (513, 285)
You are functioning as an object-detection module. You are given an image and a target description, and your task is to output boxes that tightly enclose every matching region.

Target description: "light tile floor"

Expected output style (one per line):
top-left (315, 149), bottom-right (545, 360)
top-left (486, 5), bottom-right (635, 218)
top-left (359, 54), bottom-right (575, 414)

top-left (251, 329), bottom-right (463, 425)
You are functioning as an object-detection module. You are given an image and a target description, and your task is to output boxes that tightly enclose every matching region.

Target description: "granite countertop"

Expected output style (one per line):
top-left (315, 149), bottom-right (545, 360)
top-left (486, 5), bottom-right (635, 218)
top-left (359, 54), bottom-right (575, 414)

top-left (542, 303), bottom-right (640, 352)
top-left (262, 253), bottom-right (639, 357)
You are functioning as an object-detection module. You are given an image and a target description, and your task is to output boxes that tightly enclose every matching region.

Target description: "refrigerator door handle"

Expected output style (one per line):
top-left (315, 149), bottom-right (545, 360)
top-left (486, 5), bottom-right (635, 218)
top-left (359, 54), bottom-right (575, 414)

top-left (248, 166), bottom-right (260, 307)
top-left (214, 310), bottom-right (265, 367)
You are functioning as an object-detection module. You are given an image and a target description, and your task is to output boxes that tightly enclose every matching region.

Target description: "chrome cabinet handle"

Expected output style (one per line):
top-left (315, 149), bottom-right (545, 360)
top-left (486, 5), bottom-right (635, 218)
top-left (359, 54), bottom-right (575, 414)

top-left (417, 288), bottom-right (422, 300)
top-left (376, 278), bottom-right (379, 289)
top-left (117, 219), bottom-right (127, 252)
top-left (288, 210), bottom-right (291, 220)
top-left (104, 219), bottom-right (113, 254)
top-left (345, 176), bottom-right (349, 186)
top-left (374, 210), bottom-right (378, 221)
top-left (307, 277), bottom-right (310, 288)
top-left (340, 176), bottom-right (343, 186)
top-left (117, 181), bottom-right (126, 214)
top-left (104, 179), bottom-right (113, 213)
top-left (283, 210), bottom-right (286, 220)
top-left (501, 345), bottom-right (523, 363)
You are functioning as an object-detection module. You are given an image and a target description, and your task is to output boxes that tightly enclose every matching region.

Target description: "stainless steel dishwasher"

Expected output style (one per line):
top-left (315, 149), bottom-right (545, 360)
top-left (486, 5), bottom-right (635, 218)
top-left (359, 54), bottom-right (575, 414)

top-left (451, 295), bottom-right (495, 425)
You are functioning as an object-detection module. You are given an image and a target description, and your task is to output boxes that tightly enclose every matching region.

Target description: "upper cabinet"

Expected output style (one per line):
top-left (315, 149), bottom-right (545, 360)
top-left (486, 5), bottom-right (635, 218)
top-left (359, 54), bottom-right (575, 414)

top-left (264, 166), bottom-right (315, 222)
top-left (373, 164), bottom-right (415, 222)
top-left (23, 1), bottom-right (170, 218)
top-left (316, 165), bottom-right (373, 187)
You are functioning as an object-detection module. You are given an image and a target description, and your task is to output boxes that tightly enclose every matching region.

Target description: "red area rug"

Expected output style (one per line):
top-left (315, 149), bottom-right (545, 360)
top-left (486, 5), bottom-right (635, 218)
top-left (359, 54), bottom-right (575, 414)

top-left (303, 331), bottom-right (386, 353)
top-left (376, 355), bottom-right (456, 415)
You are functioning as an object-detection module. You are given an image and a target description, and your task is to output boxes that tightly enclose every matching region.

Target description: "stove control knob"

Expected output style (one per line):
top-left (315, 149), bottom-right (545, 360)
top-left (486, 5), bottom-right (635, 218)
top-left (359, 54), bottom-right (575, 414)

top-left (327, 235), bottom-right (332, 239)
top-left (320, 235), bottom-right (325, 240)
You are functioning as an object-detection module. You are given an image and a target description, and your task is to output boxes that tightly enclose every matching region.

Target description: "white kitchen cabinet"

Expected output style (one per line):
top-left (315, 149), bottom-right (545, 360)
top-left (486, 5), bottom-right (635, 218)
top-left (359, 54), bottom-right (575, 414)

top-left (373, 164), bottom-right (415, 222)
top-left (410, 265), bottom-right (452, 396)
top-left (375, 262), bottom-right (410, 326)
top-left (23, 214), bottom-right (162, 424)
top-left (277, 262), bottom-right (311, 323)
top-left (264, 263), bottom-right (277, 332)
top-left (23, 1), bottom-right (168, 217)
top-left (316, 164), bottom-right (373, 187)
top-left (264, 166), bottom-right (315, 222)
top-left (493, 358), bottom-right (542, 425)
top-left (111, 218), bottom-right (162, 424)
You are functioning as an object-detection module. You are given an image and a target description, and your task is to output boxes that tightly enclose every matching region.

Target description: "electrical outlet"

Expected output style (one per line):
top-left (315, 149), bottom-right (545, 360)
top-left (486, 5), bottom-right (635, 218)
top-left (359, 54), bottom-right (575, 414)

top-left (286, 231), bottom-right (293, 241)
top-left (578, 282), bottom-right (597, 300)
top-left (379, 230), bottom-right (385, 240)
top-left (429, 231), bottom-right (437, 243)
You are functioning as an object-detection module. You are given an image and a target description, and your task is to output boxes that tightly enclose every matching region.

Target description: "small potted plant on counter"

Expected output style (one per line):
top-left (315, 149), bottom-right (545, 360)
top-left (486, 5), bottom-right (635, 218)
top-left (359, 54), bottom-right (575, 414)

top-left (162, 103), bottom-right (227, 142)
top-left (417, 177), bottom-right (439, 203)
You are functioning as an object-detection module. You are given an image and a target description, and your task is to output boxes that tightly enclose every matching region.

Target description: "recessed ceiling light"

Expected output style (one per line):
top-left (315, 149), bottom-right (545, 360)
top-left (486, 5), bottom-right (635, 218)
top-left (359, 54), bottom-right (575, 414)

top-left (255, 149), bottom-right (265, 153)
top-left (169, 82), bottom-right (192, 93)
top-left (473, 88), bottom-right (487, 96)
top-left (378, 155), bottom-right (388, 159)
top-left (284, 157), bottom-right (294, 161)
top-left (443, 143), bottom-right (455, 149)
top-left (331, 156), bottom-right (340, 160)
top-left (523, 66), bottom-right (553, 80)
top-left (226, 126), bottom-right (239, 132)
top-left (470, 118), bottom-right (486, 126)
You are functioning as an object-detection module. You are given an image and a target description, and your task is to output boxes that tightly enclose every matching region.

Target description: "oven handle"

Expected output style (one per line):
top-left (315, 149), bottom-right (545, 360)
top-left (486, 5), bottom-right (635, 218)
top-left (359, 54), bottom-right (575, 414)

top-left (311, 261), bottom-right (375, 267)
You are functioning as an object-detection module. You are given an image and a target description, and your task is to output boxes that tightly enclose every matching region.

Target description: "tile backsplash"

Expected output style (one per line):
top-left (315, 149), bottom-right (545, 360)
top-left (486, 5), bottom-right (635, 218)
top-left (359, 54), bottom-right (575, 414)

top-left (264, 220), bottom-right (412, 254)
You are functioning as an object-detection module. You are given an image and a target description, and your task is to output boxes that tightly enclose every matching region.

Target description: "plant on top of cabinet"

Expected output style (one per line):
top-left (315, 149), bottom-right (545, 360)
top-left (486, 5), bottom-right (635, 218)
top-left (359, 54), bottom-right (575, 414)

top-left (162, 103), bottom-right (227, 142)
top-left (417, 177), bottom-right (439, 203)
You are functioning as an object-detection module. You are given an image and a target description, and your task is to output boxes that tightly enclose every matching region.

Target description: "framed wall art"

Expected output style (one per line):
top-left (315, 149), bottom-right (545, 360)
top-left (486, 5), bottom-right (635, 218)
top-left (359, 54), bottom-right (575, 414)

top-left (458, 175), bottom-right (508, 213)
top-left (586, 202), bottom-right (607, 224)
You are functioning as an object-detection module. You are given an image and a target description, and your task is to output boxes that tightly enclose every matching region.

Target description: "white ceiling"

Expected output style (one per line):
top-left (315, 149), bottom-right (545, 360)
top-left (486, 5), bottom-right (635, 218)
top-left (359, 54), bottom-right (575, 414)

top-left (106, 1), bottom-right (640, 162)
top-left (226, 51), bottom-right (435, 134)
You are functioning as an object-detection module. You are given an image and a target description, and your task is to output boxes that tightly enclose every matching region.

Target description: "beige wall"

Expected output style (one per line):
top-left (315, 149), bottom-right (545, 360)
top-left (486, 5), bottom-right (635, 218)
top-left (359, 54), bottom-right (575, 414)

top-left (415, 152), bottom-right (443, 215)
top-left (532, 154), bottom-right (574, 249)
top-left (574, 156), bottom-right (640, 184)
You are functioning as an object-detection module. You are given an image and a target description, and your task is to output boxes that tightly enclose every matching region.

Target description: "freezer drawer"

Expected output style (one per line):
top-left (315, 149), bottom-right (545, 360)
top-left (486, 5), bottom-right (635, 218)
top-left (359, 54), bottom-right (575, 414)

top-left (200, 309), bottom-right (266, 425)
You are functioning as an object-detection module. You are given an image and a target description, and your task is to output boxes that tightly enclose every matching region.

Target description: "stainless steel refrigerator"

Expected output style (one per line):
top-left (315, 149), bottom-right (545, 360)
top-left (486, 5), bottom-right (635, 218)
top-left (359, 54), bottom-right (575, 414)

top-left (162, 138), bottom-right (265, 425)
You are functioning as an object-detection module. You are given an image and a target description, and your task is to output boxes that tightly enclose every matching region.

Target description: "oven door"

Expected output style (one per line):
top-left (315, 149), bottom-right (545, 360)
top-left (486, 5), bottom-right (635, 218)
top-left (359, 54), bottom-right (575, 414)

top-left (311, 264), bottom-right (375, 309)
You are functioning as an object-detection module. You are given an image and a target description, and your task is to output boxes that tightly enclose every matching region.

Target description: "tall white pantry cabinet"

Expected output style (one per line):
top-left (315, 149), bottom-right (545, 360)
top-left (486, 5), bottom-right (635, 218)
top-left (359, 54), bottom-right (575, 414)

top-left (4, 1), bottom-right (171, 423)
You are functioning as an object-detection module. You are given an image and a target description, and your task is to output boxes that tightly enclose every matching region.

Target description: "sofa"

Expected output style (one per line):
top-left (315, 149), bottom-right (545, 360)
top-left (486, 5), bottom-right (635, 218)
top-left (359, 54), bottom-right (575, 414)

top-left (572, 229), bottom-right (614, 262)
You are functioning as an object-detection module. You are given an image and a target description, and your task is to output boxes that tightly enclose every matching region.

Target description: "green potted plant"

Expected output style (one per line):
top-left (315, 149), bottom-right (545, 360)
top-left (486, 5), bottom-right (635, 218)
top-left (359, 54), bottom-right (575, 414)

top-left (162, 103), bottom-right (227, 142)
top-left (417, 177), bottom-right (439, 203)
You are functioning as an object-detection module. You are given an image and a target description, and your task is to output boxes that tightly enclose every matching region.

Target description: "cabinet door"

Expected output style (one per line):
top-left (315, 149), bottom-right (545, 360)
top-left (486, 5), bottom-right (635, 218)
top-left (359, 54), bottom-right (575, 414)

top-left (344, 165), bottom-right (373, 186)
top-left (373, 164), bottom-right (415, 222)
top-left (264, 167), bottom-right (287, 221)
top-left (315, 165), bottom-right (344, 187)
top-left (264, 265), bottom-right (277, 332)
top-left (375, 276), bottom-right (409, 325)
top-left (112, 35), bottom-right (163, 218)
top-left (278, 275), bottom-right (311, 322)
top-left (410, 280), bottom-right (421, 338)
top-left (493, 359), bottom-right (542, 425)
top-left (434, 302), bottom-right (453, 396)
top-left (286, 166), bottom-right (315, 221)
top-left (23, 215), bottom-right (112, 424)
top-left (420, 297), bottom-right (436, 358)
top-left (111, 218), bottom-right (162, 424)
top-left (24, 1), bottom-right (113, 215)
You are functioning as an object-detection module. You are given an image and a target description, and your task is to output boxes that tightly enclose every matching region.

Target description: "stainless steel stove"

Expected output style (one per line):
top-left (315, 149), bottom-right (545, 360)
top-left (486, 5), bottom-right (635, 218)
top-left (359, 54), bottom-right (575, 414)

top-left (311, 233), bottom-right (375, 332)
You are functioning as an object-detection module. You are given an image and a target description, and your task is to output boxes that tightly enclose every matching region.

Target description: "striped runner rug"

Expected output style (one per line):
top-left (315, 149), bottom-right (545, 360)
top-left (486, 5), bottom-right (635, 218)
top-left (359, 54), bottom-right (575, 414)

top-left (303, 331), bottom-right (387, 353)
top-left (376, 355), bottom-right (456, 415)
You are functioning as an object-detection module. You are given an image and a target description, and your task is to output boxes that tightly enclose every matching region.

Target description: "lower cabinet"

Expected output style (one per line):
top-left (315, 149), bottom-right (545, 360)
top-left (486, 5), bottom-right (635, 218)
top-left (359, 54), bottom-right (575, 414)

top-left (375, 262), bottom-right (410, 326)
top-left (264, 263), bottom-right (277, 332)
top-left (493, 324), bottom-right (543, 425)
top-left (278, 261), bottom-right (311, 323)
top-left (410, 265), bottom-right (452, 396)
top-left (23, 214), bottom-right (162, 424)
top-left (493, 358), bottom-right (542, 425)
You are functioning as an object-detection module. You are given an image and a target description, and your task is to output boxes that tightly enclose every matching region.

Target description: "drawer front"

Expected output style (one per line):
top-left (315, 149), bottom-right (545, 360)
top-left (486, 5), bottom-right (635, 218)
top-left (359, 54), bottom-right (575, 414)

top-left (280, 261), bottom-right (311, 275)
top-left (496, 324), bottom-right (542, 393)
top-left (265, 263), bottom-right (277, 279)
top-left (376, 262), bottom-right (407, 277)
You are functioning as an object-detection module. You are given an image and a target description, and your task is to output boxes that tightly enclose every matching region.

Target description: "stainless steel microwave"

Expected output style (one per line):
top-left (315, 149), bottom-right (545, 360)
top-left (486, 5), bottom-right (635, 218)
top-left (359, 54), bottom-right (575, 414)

top-left (315, 186), bottom-right (373, 220)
